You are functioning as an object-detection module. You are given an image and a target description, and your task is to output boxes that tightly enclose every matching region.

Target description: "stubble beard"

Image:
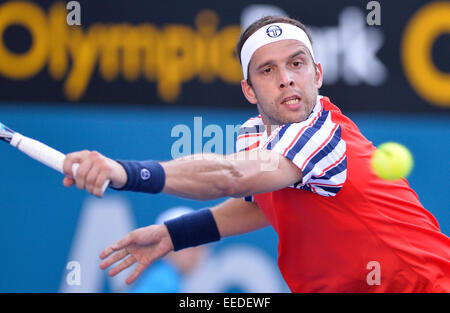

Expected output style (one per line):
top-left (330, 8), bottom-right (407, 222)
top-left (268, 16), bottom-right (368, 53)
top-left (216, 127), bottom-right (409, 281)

top-left (258, 88), bottom-right (318, 128)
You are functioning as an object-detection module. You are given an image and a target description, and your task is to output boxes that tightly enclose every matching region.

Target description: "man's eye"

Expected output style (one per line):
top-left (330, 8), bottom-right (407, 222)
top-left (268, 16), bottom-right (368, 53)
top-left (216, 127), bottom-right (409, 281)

top-left (263, 68), bottom-right (272, 74)
top-left (293, 61), bottom-right (302, 67)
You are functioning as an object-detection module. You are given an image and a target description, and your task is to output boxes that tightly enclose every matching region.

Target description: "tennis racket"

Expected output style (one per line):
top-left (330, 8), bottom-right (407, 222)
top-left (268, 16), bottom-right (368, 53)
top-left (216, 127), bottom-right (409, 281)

top-left (0, 122), bottom-right (109, 193)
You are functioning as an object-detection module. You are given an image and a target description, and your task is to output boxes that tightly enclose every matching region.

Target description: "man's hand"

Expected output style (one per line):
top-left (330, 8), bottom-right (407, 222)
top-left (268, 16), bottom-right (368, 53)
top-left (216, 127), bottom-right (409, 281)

top-left (63, 150), bottom-right (127, 197)
top-left (99, 224), bottom-right (174, 285)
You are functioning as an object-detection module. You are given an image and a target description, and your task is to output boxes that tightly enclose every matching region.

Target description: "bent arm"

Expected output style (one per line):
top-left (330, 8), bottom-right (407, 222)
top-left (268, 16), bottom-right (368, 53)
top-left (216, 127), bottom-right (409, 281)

top-left (99, 197), bottom-right (269, 284)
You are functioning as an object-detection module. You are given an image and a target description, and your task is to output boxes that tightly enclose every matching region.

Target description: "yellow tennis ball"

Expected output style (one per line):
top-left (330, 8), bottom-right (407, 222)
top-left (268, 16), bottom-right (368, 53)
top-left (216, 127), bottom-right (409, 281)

top-left (371, 142), bottom-right (414, 180)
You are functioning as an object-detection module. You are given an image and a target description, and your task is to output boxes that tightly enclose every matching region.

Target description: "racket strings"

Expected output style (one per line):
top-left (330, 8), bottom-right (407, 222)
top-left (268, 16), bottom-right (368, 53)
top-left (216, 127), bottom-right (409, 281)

top-left (0, 123), bottom-right (14, 143)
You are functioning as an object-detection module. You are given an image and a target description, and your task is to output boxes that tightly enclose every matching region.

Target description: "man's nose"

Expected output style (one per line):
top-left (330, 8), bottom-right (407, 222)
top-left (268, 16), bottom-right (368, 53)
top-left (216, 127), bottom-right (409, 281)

top-left (278, 69), bottom-right (294, 89)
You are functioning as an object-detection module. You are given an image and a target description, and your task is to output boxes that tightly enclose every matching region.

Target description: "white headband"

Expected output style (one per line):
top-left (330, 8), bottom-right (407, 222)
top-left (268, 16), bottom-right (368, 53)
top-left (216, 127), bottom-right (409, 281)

top-left (240, 23), bottom-right (316, 80)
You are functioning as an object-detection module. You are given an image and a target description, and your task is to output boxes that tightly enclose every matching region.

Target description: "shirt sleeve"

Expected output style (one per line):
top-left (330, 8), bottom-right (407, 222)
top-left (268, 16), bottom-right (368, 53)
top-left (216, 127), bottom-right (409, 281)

top-left (265, 110), bottom-right (347, 197)
top-left (235, 116), bottom-right (265, 153)
top-left (235, 116), bottom-right (264, 202)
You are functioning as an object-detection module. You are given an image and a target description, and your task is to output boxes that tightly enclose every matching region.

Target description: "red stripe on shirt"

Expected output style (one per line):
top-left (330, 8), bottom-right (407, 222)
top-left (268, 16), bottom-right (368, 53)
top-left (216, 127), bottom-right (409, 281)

top-left (248, 115), bottom-right (262, 121)
top-left (261, 126), bottom-right (283, 149)
top-left (316, 151), bottom-right (347, 178)
top-left (237, 133), bottom-right (263, 140)
top-left (281, 114), bottom-right (320, 156)
top-left (245, 140), bottom-right (260, 151)
top-left (300, 123), bottom-right (339, 171)
top-left (308, 181), bottom-right (345, 187)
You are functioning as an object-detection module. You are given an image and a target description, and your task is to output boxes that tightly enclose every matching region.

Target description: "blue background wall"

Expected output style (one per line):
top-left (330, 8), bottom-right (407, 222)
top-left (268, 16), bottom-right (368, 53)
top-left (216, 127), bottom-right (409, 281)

top-left (0, 103), bottom-right (448, 292)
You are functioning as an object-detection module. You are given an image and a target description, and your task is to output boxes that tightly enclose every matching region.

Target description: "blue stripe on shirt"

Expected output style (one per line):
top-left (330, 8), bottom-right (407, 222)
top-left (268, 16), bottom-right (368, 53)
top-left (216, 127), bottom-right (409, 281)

top-left (267, 124), bottom-right (289, 150)
top-left (311, 185), bottom-right (342, 195)
top-left (300, 184), bottom-right (313, 192)
top-left (301, 126), bottom-right (342, 177)
top-left (283, 111), bottom-right (329, 161)
top-left (313, 156), bottom-right (347, 182)
top-left (239, 124), bottom-right (265, 136)
top-left (244, 195), bottom-right (253, 202)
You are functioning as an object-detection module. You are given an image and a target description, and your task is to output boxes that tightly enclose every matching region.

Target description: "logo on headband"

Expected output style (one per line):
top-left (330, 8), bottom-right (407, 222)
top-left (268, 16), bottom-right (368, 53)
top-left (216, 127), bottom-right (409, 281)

top-left (266, 25), bottom-right (282, 38)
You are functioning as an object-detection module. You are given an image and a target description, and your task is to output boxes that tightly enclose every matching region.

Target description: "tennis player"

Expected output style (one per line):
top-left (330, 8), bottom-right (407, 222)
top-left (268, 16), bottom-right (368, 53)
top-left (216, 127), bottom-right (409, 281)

top-left (63, 16), bottom-right (450, 292)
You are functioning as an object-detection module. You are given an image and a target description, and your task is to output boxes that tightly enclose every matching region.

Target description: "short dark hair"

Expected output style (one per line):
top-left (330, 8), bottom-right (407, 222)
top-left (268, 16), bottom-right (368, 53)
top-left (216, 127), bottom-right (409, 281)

top-left (235, 16), bottom-right (314, 86)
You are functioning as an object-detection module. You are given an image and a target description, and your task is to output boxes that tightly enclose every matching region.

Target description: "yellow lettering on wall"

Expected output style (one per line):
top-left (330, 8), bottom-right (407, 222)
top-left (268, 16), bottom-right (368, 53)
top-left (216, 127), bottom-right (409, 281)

top-left (0, 1), bottom-right (48, 79)
top-left (195, 9), bottom-right (220, 83)
top-left (121, 24), bottom-right (159, 82)
top-left (48, 2), bottom-right (69, 80)
top-left (99, 24), bottom-right (130, 81)
top-left (139, 25), bottom-right (160, 82)
top-left (157, 25), bottom-right (196, 103)
top-left (402, 2), bottom-right (450, 107)
top-left (0, 2), bottom-right (242, 103)
top-left (64, 25), bottom-right (104, 101)
top-left (216, 25), bottom-right (243, 84)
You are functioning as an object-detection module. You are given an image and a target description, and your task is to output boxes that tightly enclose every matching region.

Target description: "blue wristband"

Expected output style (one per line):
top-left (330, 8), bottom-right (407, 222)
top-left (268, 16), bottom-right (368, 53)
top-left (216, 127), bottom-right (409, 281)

top-left (112, 160), bottom-right (165, 194)
top-left (164, 208), bottom-right (221, 251)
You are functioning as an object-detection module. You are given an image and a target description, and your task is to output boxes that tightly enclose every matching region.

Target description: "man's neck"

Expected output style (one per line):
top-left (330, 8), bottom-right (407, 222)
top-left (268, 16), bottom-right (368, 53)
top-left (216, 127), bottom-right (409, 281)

top-left (260, 95), bottom-right (320, 135)
top-left (264, 124), bottom-right (280, 136)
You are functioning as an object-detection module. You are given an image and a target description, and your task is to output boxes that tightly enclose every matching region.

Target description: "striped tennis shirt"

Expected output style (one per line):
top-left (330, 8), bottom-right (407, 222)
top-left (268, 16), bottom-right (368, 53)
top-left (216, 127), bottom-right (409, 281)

top-left (236, 95), bottom-right (450, 292)
top-left (237, 95), bottom-right (347, 198)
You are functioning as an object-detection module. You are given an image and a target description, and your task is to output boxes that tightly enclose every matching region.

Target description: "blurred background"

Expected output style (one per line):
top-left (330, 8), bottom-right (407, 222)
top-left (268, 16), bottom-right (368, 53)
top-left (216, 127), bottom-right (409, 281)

top-left (0, 0), bottom-right (448, 292)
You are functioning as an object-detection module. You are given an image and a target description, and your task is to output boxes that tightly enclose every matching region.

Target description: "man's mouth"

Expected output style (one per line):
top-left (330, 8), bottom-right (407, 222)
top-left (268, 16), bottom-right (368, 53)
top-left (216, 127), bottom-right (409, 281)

top-left (281, 95), bottom-right (302, 110)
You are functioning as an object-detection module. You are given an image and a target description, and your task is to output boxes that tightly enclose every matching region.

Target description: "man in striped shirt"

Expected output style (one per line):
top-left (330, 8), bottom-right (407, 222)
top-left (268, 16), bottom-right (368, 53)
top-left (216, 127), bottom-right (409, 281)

top-left (63, 16), bottom-right (449, 292)
top-left (236, 95), bottom-right (346, 198)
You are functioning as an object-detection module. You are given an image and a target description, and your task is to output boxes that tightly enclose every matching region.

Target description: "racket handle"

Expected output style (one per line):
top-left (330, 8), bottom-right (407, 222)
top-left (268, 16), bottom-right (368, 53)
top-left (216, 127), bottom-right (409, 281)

top-left (72, 163), bottom-right (110, 194)
top-left (10, 133), bottom-right (110, 194)
top-left (11, 133), bottom-right (66, 173)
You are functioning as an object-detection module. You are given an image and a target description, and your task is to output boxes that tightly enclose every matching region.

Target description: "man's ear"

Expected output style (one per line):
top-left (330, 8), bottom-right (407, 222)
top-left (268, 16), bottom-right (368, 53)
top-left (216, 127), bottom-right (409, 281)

top-left (241, 80), bottom-right (258, 104)
top-left (315, 63), bottom-right (323, 89)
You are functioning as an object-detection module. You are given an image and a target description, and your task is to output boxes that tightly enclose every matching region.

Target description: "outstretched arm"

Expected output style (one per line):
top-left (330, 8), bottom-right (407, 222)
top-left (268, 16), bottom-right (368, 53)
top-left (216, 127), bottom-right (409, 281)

top-left (161, 149), bottom-right (302, 200)
top-left (63, 149), bottom-right (302, 199)
top-left (99, 198), bottom-right (269, 284)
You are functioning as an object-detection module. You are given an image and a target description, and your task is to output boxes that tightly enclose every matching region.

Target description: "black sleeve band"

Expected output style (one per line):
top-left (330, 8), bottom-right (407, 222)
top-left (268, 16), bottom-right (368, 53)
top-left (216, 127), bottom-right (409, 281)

top-left (164, 208), bottom-right (221, 251)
